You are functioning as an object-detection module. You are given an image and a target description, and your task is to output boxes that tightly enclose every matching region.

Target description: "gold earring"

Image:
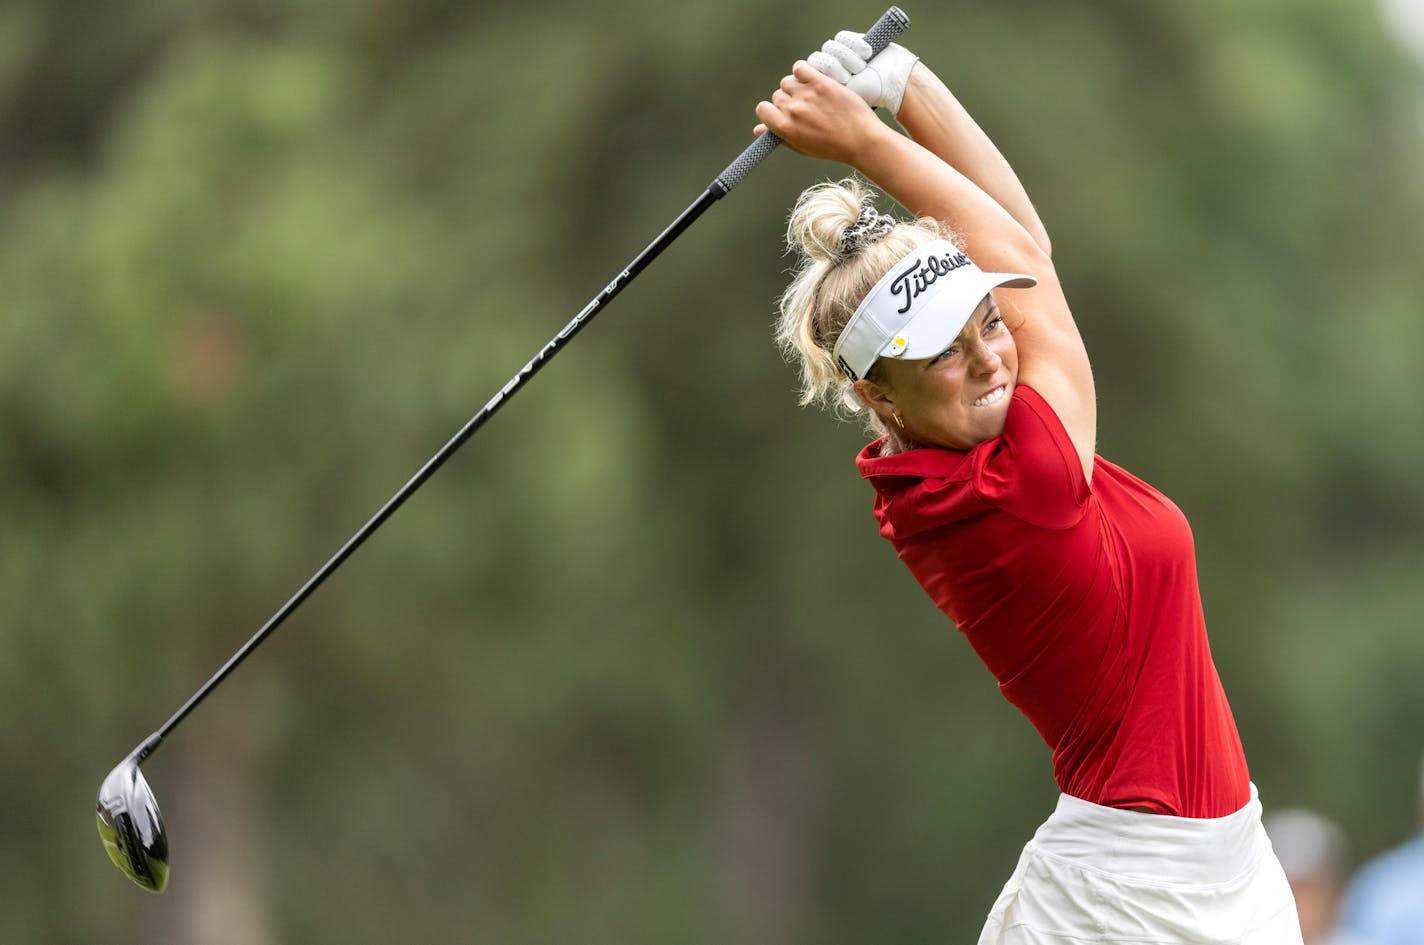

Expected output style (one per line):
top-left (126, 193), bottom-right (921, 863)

top-left (893, 412), bottom-right (905, 429)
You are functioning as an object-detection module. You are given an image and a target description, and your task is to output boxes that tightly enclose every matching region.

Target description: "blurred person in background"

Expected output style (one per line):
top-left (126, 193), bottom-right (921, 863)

top-left (1339, 756), bottom-right (1424, 945)
top-left (1265, 808), bottom-right (1372, 945)
top-left (756, 28), bottom-right (1303, 945)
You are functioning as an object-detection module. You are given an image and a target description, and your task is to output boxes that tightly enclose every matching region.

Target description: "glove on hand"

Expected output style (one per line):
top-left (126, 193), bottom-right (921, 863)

top-left (808, 31), bottom-right (919, 115)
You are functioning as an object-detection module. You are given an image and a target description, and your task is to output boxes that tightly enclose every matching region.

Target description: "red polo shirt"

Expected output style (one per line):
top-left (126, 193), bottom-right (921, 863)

top-left (856, 385), bottom-right (1250, 817)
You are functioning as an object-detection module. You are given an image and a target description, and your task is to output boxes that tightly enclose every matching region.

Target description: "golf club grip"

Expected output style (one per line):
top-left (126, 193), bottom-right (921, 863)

top-left (711, 6), bottom-right (911, 195)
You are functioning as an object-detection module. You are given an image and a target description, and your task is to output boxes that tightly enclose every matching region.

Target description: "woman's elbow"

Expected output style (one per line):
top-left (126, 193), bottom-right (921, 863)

top-left (999, 227), bottom-right (1055, 280)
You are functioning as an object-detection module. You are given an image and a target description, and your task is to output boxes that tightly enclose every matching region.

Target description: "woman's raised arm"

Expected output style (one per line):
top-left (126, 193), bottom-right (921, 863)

top-left (894, 64), bottom-right (1052, 258)
top-left (756, 61), bottom-right (1096, 478)
top-left (807, 34), bottom-right (1052, 257)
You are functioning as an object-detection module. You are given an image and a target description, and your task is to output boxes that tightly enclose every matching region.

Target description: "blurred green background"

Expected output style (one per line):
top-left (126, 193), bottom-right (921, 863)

top-left (3, 0), bottom-right (1422, 942)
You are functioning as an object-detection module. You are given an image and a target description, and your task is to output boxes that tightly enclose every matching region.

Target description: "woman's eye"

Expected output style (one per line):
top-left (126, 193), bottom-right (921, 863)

top-left (985, 316), bottom-right (1002, 332)
top-left (933, 347), bottom-right (957, 363)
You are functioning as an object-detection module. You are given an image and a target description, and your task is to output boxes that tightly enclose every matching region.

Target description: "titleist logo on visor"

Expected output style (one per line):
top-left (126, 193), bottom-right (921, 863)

top-left (889, 250), bottom-right (971, 314)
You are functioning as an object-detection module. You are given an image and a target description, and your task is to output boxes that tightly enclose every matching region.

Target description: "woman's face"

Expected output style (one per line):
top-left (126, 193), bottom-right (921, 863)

top-left (855, 294), bottom-right (1018, 451)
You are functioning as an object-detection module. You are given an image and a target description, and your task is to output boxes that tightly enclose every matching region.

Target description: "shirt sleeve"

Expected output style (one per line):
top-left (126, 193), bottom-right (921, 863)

top-left (972, 386), bottom-right (1092, 529)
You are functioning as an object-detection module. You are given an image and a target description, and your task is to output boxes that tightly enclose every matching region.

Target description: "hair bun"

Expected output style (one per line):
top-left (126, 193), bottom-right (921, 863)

top-left (839, 206), bottom-right (895, 255)
top-left (786, 178), bottom-right (872, 262)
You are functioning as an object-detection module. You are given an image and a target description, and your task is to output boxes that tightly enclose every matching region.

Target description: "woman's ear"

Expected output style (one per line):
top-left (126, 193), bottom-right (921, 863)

top-left (853, 374), bottom-right (897, 425)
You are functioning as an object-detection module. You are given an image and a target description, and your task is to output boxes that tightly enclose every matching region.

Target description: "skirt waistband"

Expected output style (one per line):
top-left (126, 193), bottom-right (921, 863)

top-left (1026, 783), bottom-right (1264, 886)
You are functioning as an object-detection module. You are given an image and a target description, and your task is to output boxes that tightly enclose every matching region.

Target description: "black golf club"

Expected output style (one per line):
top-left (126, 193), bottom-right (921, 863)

top-left (96, 6), bottom-right (911, 893)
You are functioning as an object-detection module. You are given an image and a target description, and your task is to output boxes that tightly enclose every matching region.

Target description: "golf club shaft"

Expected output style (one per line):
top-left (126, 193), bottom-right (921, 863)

top-left (133, 187), bottom-right (721, 763)
top-left (128, 6), bottom-right (911, 766)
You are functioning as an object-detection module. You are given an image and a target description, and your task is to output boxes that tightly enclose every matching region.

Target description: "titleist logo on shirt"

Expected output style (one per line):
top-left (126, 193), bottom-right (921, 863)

top-left (889, 250), bottom-right (971, 314)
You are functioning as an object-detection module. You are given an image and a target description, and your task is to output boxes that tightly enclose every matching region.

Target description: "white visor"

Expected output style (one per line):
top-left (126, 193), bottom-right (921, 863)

top-left (832, 239), bottom-right (1037, 380)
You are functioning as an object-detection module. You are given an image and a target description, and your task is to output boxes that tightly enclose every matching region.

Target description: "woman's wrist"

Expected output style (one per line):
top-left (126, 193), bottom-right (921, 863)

top-left (896, 62), bottom-right (930, 118)
top-left (845, 122), bottom-right (913, 185)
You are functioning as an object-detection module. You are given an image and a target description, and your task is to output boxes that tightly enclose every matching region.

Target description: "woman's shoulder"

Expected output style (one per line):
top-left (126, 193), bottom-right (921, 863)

top-left (975, 385), bottom-right (1093, 527)
top-left (857, 386), bottom-right (1092, 534)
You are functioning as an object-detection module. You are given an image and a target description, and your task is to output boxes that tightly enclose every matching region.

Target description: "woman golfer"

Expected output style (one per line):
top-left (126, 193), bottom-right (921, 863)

top-left (754, 32), bottom-right (1304, 944)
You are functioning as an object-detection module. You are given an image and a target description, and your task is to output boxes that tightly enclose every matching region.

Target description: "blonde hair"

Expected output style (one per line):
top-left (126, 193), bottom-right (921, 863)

top-left (775, 178), bottom-right (955, 437)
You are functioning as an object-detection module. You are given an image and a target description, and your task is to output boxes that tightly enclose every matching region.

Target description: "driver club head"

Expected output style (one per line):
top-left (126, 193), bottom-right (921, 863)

top-left (96, 755), bottom-right (170, 893)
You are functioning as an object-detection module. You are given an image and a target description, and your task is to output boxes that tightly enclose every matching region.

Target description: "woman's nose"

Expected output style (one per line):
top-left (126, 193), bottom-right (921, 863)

top-left (969, 341), bottom-right (1001, 374)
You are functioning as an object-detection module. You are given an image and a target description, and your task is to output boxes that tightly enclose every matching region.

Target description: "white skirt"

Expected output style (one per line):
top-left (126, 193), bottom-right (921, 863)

top-left (978, 784), bottom-right (1303, 944)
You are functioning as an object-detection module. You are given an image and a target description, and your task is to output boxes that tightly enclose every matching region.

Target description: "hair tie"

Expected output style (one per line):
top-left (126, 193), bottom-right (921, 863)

top-left (838, 206), bottom-right (896, 257)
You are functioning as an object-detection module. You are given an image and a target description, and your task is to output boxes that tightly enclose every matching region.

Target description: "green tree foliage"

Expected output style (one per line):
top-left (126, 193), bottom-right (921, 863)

top-left (1, 1), bottom-right (1420, 942)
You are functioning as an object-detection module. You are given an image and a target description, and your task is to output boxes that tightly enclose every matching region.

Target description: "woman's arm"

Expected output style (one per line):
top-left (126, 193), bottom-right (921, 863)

top-left (894, 64), bottom-right (1052, 258)
top-left (756, 62), bottom-right (1095, 477)
top-left (808, 35), bottom-right (1051, 256)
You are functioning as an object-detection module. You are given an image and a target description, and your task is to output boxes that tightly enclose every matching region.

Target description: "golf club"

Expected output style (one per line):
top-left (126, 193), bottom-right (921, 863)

top-left (96, 6), bottom-right (911, 893)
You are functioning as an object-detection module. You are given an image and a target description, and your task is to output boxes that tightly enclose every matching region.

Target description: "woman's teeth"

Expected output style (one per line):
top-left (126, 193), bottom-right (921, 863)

top-left (973, 385), bottom-right (1008, 408)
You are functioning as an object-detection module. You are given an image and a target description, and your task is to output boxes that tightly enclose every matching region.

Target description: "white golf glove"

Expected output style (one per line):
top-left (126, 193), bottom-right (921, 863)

top-left (808, 31), bottom-right (919, 115)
